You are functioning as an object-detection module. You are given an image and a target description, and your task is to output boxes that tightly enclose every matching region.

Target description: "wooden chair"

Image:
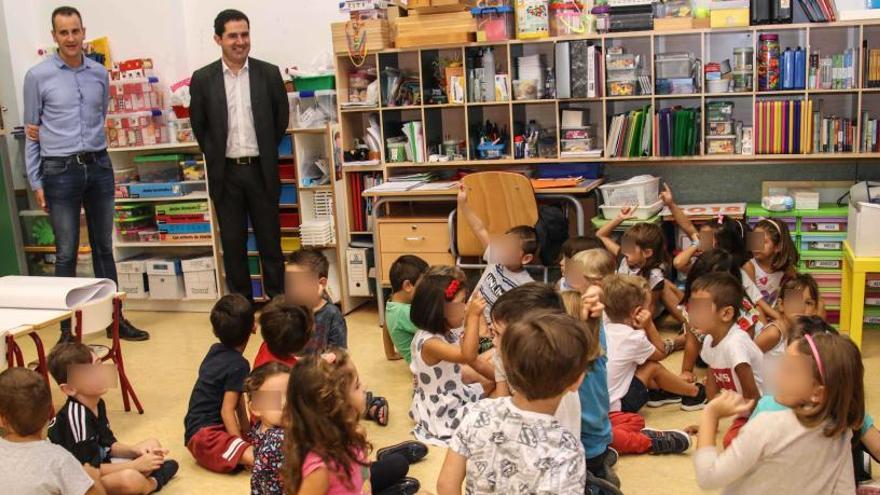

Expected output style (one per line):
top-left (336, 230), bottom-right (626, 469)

top-left (451, 171), bottom-right (548, 281)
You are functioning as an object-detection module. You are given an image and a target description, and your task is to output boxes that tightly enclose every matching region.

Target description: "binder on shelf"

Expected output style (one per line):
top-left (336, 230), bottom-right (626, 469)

top-left (555, 42), bottom-right (571, 99)
top-left (570, 40), bottom-right (589, 99)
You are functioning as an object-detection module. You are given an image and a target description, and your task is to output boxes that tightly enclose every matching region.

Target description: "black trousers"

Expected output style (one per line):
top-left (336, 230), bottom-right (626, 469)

top-left (370, 453), bottom-right (409, 493)
top-left (214, 162), bottom-right (284, 301)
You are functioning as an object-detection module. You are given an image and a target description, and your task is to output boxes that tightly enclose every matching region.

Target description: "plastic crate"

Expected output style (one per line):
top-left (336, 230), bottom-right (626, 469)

top-left (121, 181), bottom-right (206, 199)
top-left (280, 213), bottom-right (300, 229)
top-left (598, 175), bottom-right (660, 207)
top-left (133, 154), bottom-right (189, 183)
top-left (248, 256), bottom-right (261, 275)
top-left (294, 75), bottom-right (336, 92)
top-left (247, 233), bottom-right (258, 251)
top-left (801, 216), bottom-right (847, 233)
top-left (800, 234), bottom-right (845, 252)
top-left (252, 279), bottom-right (265, 299)
top-left (280, 185), bottom-right (298, 205)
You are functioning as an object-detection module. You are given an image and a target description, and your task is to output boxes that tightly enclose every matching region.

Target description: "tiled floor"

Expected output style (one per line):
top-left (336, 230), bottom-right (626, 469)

top-left (16, 306), bottom-right (880, 494)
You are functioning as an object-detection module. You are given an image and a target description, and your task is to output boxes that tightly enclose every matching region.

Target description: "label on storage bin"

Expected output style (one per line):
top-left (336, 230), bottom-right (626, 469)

top-left (809, 241), bottom-right (842, 250)
top-left (813, 222), bottom-right (841, 232)
top-left (808, 260), bottom-right (841, 269)
top-left (869, 280), bottom-right (880, 289)
top-left (866, 297), bottom-right (880, 306)
top-left (865, 316), bottom-right (880, 324)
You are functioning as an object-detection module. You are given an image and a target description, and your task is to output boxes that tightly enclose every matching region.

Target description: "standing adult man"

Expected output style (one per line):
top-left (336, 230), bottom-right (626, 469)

top-left (190, 9), bottom-right (288, 302)
top-left (23, 6), bottom-right (148, 343)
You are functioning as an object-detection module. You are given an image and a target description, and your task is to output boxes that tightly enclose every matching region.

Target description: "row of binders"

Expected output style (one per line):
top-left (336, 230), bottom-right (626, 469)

top-left (347, 173), bottom-right (383, 232)
top-left (606, 105), bottom-right (652, 158)
top-left (556, 41), bottom-right (603, 99)
top-left (796, 0), bottom-right (839, 22)
top-left (754, 100), bottom-right (855, 154)
top-left (861, 112), bottom-right (880, 153)
top-left (656, 107), bottom-right (701, 158)
top-left (606, 106), bottom-right (702, 158)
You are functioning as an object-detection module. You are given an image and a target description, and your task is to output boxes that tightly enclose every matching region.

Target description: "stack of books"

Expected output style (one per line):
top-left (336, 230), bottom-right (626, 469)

top-left (606, 105), bottom-right (652, 158)
top-left (808, 50), bottom-right (855, 89)
top-left (755, 100), bottom-right (813, 154)
top-left (813, 113), bottom-right (854, 153)
top-left (655, 107), bottom-right (700, 157)
top-left (864, 47), bottom-right (880, 88)
top-left (401, 121), bottom-right (426, 162)
top-left (861, 112), bottom-right (880, 153)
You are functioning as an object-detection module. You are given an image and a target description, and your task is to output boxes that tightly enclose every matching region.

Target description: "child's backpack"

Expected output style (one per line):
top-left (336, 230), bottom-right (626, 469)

top-left (535, 204), bottom-right (569, 266)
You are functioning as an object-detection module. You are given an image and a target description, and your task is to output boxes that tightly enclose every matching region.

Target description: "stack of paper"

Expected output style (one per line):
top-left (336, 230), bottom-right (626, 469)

top-left (402, 121), bottom-right (426, 162)
top-left (300, 219), bottom-right (335, 247)
top-left (518, 54), bottom-right (544, 93)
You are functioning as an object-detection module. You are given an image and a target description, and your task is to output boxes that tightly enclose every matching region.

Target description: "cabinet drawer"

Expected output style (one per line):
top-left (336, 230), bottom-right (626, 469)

top-left (380, 252), bottom-right (454, 285)
top-left (378, 220), bottom-right (450, 253)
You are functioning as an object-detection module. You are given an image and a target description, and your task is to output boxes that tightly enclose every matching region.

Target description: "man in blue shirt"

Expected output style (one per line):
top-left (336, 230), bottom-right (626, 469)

top-left (23, 6), bottom-right (148, 343)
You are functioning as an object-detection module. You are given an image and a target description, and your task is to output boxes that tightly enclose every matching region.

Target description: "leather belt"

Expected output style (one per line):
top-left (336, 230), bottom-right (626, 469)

top-left (44, 150), bottom-right (107, 165)
top-left (226, 156), bottom-right (260, 165)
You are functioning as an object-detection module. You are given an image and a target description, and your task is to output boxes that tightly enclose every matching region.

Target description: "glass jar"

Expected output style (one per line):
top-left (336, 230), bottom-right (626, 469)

top-left (758, 34), bottom-right (780, 91)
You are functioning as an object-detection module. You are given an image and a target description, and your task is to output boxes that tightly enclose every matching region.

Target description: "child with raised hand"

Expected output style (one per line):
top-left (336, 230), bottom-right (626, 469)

top-left (489, 283), bottom-right (582, 437)
top-left (253, 296), bottom-right (313, 368)
top-left (0, 367), bottom-right (106, 495)
top-left (687, 272), bottom-right (765, 447)
top-left (597, 206), bottom-right (672, 318)
top-left (744, 218), bottom-right (799, 306)
top-left (386, 255), bottom-right (429, 363)
top-left (457, 184), bottom-right (537, 322)
top-left (409, 272), bottom-right (493, 445)
top-left (284, 349), bottom-right (418, 495)
top-left (694, 333), bottom-right (863, 494)
top-left (245, 362), bottom-right (290, 495)
top-left (754, 273), bottom-right (822, 393)
top-left (438, 312), bottom-right (599, 495)
top-left (558, 235), bottom-right (606, 291)
top-left (47, 343), bottom-right (178, 493)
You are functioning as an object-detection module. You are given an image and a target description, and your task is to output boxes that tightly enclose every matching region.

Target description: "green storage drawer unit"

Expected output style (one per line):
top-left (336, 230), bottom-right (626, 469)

top-left (294, 74), bottom-right (335, 91)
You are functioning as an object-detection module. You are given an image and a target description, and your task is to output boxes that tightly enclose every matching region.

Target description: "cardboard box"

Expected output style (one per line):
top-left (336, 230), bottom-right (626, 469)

top-left (146, 258), bottom-right (181, 275)
top-left (391, 11), bottom-right (475, 48)
top-left (331, 20), bottom-right (392, 55)
top-left (181, 255), bottom-right (215, 272)
top-left (710, 8), bottom-right (749, 27)
top-left (183, 271), bottom-right (217, 299)
top-left (116, 255), bottom-right (151, 299)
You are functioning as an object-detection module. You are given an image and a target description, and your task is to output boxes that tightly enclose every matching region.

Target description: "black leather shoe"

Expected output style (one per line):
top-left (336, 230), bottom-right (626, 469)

top-left (375, 477), bottom-right (420, 495)
top-left (376, 441), bottom-right (428, 464)
top-left (55, 327), bottom-right (75, 347)
top-left (108, 318), bottom-right (150, 341)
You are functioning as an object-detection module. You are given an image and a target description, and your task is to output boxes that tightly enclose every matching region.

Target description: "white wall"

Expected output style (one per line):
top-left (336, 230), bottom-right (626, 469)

top-left (0, 0), bottom-right (346, 121)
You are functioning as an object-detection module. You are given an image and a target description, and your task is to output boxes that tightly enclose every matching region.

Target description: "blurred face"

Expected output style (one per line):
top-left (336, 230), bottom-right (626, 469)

top-left (621, 239), bottom-right (649, 269)
top-left (285, 265), bottom-right (325, 307)
top-left (698, 225), bottom-right (717, 251)
top-left (249, 372), bottom-right (290, 428)
top-left (491, 320), bottom-right (507, 349)
top-left (51, 14), bottom-right (85, 62)
top-left (773, 343), bottom-right (823, 409)
top-left (214, 19), bottom-right (250, 66)
top-left (443, 289), bottom-right (467, 329)
top-left (749, 227), bottom-right (778, 262)
top-left (686, 291), bottom-right (733, 334)
top-left (64, 353), bottom-right (111, 398)
top-left (491, 234), bottom-right (529, 269)
top-left (563, 262), bottom-right (588, 292)
top-left (347, 363), bottom-right (366, 415)
top-left (780, 287), bottom-right (818, 319)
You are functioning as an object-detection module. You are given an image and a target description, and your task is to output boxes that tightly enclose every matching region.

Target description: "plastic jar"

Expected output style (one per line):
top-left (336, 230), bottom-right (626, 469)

top-left (550, 2), bottom-right (584, 37)
top-left (758, 34), bottom-right (780, 91)
top-left (472, 5), bottom-right (515, 42)
top-left (734, 47), bottom-right (754, 71)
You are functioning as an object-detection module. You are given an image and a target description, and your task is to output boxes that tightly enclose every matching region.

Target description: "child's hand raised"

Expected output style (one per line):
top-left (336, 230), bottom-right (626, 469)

top-left (466, 293), bottom-right (487, 320)
top-left (617, 205), bottom-right (636, 221)
top-left (633, 308), bottom-right (653, 329)
top-left (457, 184), bottom-right (468, 203)
top-left (581, 286), bottom-right (605, 320)
top-left (705, 390), bottom-right (754, 419)
top-left (659, 183), bottom-right (675, 206)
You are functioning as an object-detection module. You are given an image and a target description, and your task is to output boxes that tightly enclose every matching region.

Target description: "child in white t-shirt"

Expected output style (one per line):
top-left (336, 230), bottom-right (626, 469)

top-left (438, 312), bottom-right (599, 495)
top-left (688, 272), bottom-right (765, 448)
top-left (457, 185), bottom-right (537, 325)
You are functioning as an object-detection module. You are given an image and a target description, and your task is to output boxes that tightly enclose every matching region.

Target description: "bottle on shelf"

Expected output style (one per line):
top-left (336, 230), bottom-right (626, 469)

top-left (482, 47), bottom-right (496, 102)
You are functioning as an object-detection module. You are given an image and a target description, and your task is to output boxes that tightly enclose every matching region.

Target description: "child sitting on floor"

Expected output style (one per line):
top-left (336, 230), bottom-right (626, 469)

top-left (284, 349), bottom-right (420, 495)
top-left (385, 255), bottom-right (429, 364)
top-left (47, 343), bottom-right (178, 493)
top-left (558, 235), bottom-right (606, 292)
top-left (695, 333), bottom-right (863, 494)
top-left (687, 272), bottom-right (765, 447)
top-left (409, 272), bottom-right (493, 445)
top-left (246, 362), bottom-right (290, 495)
top-left (0, 367), bottom-right (105, 495)
top-left (457, 184), bottom-right (538, 323)
top-left (438, 312), bottom-right (598, 495)
top-left (744, 218), bottom-right (799, 306)
top-left (184, 294), bottom-right (255, 473)
top-left (253, 297), bottom-right (312, 369)
top-left (285, 249), bottom-right (347, 353)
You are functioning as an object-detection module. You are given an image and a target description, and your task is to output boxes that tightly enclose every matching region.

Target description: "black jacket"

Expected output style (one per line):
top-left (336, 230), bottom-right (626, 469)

top-left (189, 57), bottom-right (289, 201)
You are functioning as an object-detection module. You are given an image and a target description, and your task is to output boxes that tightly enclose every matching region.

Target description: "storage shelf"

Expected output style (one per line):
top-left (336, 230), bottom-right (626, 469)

top-left (279, 203), bottom-right (299, 208)
top-left (466, 100), bottom-right (511, 107)
top-left (340, 106), bottom-right (380, 113)
top-left (342, 164), bottom-right (384, 172)
top-left (115, 241), bottom-right (214, 247)
top-left (423, 103), bottom-right (465, 109)
top-left (24, 245), bottom-right (91, 254)
top-left (115, 191), bottom-right (209, 203)
top-left (288, 127), bottom-right (327, 134)
top-left (299, 185), bottom-right (333, 191)
top-left (108, 142), bottom-right (200, 153)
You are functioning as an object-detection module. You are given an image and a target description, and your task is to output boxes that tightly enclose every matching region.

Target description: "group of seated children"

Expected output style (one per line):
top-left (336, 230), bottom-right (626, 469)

top-left (379, 182), bottom-right (877, 493)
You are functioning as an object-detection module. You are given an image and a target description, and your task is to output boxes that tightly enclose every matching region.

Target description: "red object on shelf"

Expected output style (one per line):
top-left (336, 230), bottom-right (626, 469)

top-left (280, 213), bottom-right (300, 228)
top-left (172, 105), bottom-right (190, 118)
top-left (279, 164), bottom-right (296, 180)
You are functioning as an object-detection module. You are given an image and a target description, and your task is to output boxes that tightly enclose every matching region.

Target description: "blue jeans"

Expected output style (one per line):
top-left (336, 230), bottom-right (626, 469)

top-left (42, 151), bottom-right (118, 283)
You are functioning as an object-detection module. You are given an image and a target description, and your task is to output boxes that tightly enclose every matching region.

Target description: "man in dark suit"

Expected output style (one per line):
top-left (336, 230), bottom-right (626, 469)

top-left (190, 9), bottom-right (289, 301)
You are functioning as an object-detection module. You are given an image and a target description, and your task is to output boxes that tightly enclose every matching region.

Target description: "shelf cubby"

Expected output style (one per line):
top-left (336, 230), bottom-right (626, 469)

top-left (464, 44), bottom-right (511, 104)
top-left (424, 106), bottom-right (468, 159)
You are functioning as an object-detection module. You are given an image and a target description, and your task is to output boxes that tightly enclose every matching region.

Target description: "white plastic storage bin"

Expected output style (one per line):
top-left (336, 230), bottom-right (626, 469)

top-left (598, 175), bottom-right (661, 207)
top-left (290, 90), bottom-right (337, 128)
top-left (116, 255), bottom-right (151, 299)
top-left (181, 255), bottom-right (218, 300)
top-left (849, 202), bottom-right (880, 257)
top-left (145, 258), bottom-right (185, 300)
top-left (600, 200), bottom-right (664, 220)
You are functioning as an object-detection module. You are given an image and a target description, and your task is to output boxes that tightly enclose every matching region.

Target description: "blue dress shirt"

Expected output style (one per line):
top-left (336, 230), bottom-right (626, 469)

top-left (23, 53), bottom-right (109, 190)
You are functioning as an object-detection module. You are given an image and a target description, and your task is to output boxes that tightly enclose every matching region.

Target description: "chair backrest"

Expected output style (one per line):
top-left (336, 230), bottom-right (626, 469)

top-left (456, 172), bottom-right (539, 258)
top-left (78, 295), bottom-right (114, 336)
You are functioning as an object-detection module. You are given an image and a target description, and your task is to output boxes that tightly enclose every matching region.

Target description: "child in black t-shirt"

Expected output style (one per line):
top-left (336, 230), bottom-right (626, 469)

top-left (47, 343), bottom-right (178, 493)
top-left (184, 294), bottom-right (256, 473)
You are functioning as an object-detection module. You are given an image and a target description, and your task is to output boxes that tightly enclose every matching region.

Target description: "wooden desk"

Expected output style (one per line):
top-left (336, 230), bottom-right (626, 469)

top-left (841, 241), bottom-right (880, 349)
top-left (2, 308), bottom-right (73, 386)
top-left (364, 179), bottom-right (604, 326)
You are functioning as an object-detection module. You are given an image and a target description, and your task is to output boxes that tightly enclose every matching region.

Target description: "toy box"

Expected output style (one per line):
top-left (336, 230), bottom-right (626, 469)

top-left (118, 181), bottom-right (206, 199)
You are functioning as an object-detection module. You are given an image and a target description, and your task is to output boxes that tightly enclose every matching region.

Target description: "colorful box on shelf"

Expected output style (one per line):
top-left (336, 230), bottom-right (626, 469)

top-left (710, 8), bottom-right (749, 27)
top-left (133, 154), bottom-right (189, 183)
top-left (820, 289), bottom-right (841, 309)
top-left (279, 135), bottom-right (293, 157)
top-left (391, 11), bottom-right (476, 48)
top-left (158, 222), bottom-right (212, 235)
top-left (251, 279), bottom-right (265, 299)
top-left (155, 201), bottom-right (208, 216)
top-left (116, 181), bottom-right (206, 199)
top-left (247, 233), bottom-right (258, 251)
top-left (248, 256), bottom-right (261, 275)
top-left (108, 76), bottom-right (162, 114)
top-left (279, 164), bottom-right (296, 181)
top-left (114, 203), bottom-right (154, 220)
top-left (800, 216), bottom-right (848, 234)
top-left (812, 272), bottom-right (842, 289)
top-left (294, 74), bottom-right (336, 92)
top-left (798, 250), bottom-right (843, 272)
top-left (146, 258), bottom-right (185, 300)
top-left (281, 236), bottom-right (302, 252)
top-left (159, 232), bottom-right (212, 243)
top-left (181, 255), bottom-right (217, 300)
top-left (799, 234), bottom-right (846, 253)
top-left (472, 5), bottom-right (515, 42)
top-left (105, 110), bottom-right (168, 148)
top-left (280, 185), bottom-right (298, 205)
top-left (869, 274), bottom-right (880, 289)
top-left (280, 213), bottom-right (301, 229)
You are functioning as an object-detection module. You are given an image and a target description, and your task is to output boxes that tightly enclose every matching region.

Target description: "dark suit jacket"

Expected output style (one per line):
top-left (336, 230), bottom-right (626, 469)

top-left (189, 57), bottom-right (289, 201)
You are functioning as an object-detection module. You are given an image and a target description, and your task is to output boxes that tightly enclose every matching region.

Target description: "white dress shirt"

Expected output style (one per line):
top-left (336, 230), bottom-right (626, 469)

top-left (223, 59), bottom-right (260, 158)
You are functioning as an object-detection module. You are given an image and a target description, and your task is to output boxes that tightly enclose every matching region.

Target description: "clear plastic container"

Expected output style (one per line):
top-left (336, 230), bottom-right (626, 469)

top-left (606, 53), bottom-right (639, 71)
top-left (472, 5), bottom-right (515, 42)
top-left (655, 53), bottom-right (694, 79)
top-left (133, 154), bottom-right (185, 183)
top-left (291, 90), bottom-right (337, 128)
top-left (706, 101), bottom-right (735, 122)
top-left (654, 0), bottom-right (693, 18)
top-left (608, 80), bottom-right (637, 96)
top-left (706, 136), bottom-right (736, 154)
top-left (550, 2), bottom-right (585, 37)
top-left (598, 175), bottom-right (661, 207)
top-left (515, 0), bottom-right (550, 40)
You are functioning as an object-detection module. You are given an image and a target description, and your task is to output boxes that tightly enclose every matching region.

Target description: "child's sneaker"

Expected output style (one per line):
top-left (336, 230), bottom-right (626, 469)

top-left (680, 383), bottom-right (707, 411)
top-left (646, 389), bottom-right (681, 407)
top-left (150, 459), bottom-right (179, 492)
top-left (642, 428), bottom-right (691, 454)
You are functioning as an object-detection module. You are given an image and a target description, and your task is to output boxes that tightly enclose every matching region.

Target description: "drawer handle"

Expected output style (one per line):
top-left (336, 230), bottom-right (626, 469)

top-left (404, 236), bottom-right (425, 242)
